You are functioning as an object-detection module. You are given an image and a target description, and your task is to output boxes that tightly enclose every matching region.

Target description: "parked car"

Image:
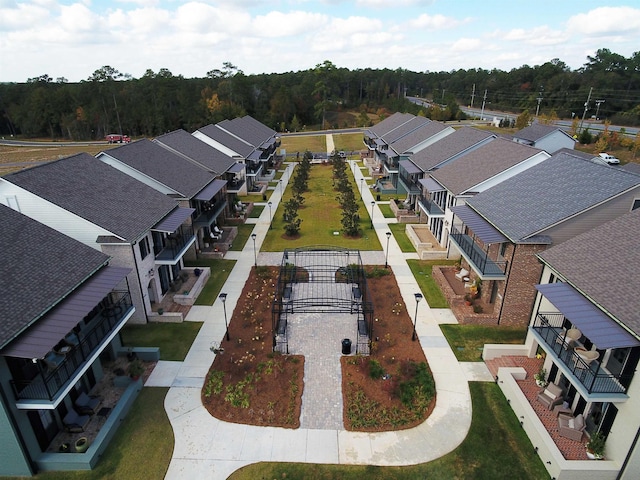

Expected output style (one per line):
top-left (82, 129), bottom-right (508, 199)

top-left (598, 153), bottom-right (620, 165)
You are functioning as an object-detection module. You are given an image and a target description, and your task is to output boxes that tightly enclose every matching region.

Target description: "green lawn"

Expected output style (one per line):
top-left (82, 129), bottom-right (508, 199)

top-left (387, 223), bottom-right (416, 253)
top-left (407, 259), bottom-right (457, 308)
top-left (228, 223), bottom-right (255, 251)
top-left (230, 383), bottom-right (548, 480)
top-left (31, 388), bottom-right (173, 480)
top-left (378, 203), bottom-right (395, 218)
top-left (332, 132), bottom-right (365, 153)
top-left (120, 322), bottom-right (203, 361)
top-left (248, 205), bottom-right (264, 218)
top-left (281, 135), bottom-right (326, 155)
top-left (261, 164), bottom-right (382, 251)
top-left (183, 258), bottom-right (236, 305)
top-left (441, 324), bottom-right (528, 362)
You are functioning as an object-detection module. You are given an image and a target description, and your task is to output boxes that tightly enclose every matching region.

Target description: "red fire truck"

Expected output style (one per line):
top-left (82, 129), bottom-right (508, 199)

top-left (106, 133), bottom-right (131, 143)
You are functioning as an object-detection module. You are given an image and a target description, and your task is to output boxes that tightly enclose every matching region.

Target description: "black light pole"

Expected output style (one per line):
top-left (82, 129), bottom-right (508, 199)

top-left (412, 293), bottom-right (423, 341)
top-left (370, 201), bottom-right (375, 229)
top-left (251, 233), bottom-right (257, 266)
top-left (385, 231), bottom-right (391, 268)
top-left (219, 293), bottom-right (229, 341)
top-left (268, 201), bottom-right (273, 229)
top-left (279, 179), bottom-right (282, 194)
top-left (360, 177), bottom-right (364, 193)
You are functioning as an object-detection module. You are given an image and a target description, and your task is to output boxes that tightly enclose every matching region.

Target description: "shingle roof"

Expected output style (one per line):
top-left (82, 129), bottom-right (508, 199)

top-left (196, 124), bottom-right (254, 158)
top-left (514, 124), bottom-right (573, 143)
top-left (366, 112), bottom-right (414, 138)
top-left (622, 162), bottom-right (640, 175)
top-left (102, 139), bottom-right (215, 198)
top-left (381, 116), bottom-right (430, 145)
top-left (431, 137), bottom-right (545, 194)
top-left (390, 121), bottom-right (452, 155)
top-left (154, 129), bottom-right (236, 174)
top-left (0, 204), bottom-right (109, 350)
top-left (537, 209), bottom-right (640, 335)
top-left (410, 127), bottom-right (496, 171)
top-left (217, 115), bottom-right (276, 148)
top-left (466, 152), bottom-right (640, 242)
top-left (4, 153), bottom-right (178, 242)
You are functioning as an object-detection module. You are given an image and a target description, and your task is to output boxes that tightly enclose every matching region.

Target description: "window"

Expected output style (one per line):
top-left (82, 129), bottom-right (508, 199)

top-left (632, 199), bottom-right (640, 211)
top-left (139, 237), bottom-right (150, 259)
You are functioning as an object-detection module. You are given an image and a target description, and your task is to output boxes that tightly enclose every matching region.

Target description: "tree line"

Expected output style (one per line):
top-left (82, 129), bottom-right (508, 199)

top-left (1, 49), bottom-right (638, 140)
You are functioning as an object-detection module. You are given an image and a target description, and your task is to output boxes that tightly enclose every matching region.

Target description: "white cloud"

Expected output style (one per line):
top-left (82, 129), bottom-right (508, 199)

top-left (253, 10), bottom-right (328, 37)
top-left (566, 6), bottom-right (640, 36)
top-left (409, 13), bottom-right (465, 30)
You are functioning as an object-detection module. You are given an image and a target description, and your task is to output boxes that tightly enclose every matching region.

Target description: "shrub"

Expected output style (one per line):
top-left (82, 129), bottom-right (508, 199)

top-left (369, 359), bottom-right (385, 379)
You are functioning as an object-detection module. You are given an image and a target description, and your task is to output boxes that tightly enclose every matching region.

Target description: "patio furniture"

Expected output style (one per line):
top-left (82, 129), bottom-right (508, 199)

top-left (574, 347), bottom-right (600, 369)
top-left (558, 413), bottom-right (586, 441)
top-left (75, 392), bottom-right (102, 415)
top-left (455, 268), bottom-right (469, 281)
top-left (62, 409), bottom-right (90, 433)
top-left (553, 403), bottom-right (573, 417)
top-left (44, 351), bottom-right (65, 371)
top-left (537, 383), bottom-right (564, 410)
top-left (566, 328), bottom-right (582, 345)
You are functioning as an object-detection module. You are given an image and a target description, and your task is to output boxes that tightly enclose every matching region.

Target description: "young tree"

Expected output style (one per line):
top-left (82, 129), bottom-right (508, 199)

top-left (515, 109), bottom-right (531, 129)
top-left (282, 198), bottom-right (302, 236)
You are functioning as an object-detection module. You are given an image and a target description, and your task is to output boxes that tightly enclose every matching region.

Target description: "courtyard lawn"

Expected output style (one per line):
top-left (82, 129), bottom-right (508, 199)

top-left (281, 134), bottom-right (326, 155)
top-left (407, 259), bottom-right (457, 308)
top-left (121, 322), bottom-right (202, 361)
top-left (248, 205), bottom-right (264, 218)
top-left (261, 164), bottom-right (382, 251)
top-left (441, 324), bottom-right (528, 362)
top-left (332, 132), bottom-right (366, 153)
top-left (183, 258), bottom-right (236, 305)
top-left (387, 223), bottom-right (416, 253)
top-left (229, 382), bottom-right (548, 480)
top-left (32, 388), bottom-right (173, 480)
top-left (228, 223), bottom-right (255, 251)
top-left (378, 203), bottom-right (395, 218)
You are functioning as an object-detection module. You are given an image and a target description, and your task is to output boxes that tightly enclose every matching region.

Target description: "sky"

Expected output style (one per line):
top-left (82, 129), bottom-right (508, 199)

top-left (1, 0), bottom-right (639, 83)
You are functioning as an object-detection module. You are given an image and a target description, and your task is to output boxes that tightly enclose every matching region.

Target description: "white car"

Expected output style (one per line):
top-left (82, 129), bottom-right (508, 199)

top-left (598, 153), bottom-right (620, 165)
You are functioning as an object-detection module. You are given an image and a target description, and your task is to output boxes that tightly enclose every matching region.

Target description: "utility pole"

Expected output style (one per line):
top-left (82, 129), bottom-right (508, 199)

top-left (594, 99), bottom-right (605, 120)
top-left (535, 85), bottom-right (544, 118)
top-left (442, 89), bottom-right (445, 103)
top-left (480, 89), bottom-right (488, 120)
top-left (579, 87), bottom-right (593, 134)
top-left (470, 83), bottom-right (476, 109)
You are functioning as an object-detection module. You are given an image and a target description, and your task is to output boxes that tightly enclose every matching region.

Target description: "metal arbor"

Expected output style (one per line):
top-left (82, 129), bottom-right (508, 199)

top-left (271, 246), bottom-right (374, 355)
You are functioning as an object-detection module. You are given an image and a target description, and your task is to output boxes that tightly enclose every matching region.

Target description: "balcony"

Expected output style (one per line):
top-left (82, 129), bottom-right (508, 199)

top-left (449, 225), bottom-right (507, 278)
top-left (418, 194), bottom-right (444, 216)
top-left (193, 200), bottom-right (227, 229)
top-left (11, 292), bottom-right (133, 402)
top-left (531, 313), bottom-right (631, 395)
top-left (398, 173), bottom-right (421, 195)
top-left (154, 225), bottom-right (195, 263)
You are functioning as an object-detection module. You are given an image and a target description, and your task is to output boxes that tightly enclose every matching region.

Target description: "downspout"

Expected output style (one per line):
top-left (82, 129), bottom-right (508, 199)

top-left (496, 242), bottom-right (517, 325)
top-left (130, 242), bottom-right (149, 323)
top-left (616, 426), bottom-right (640, 480)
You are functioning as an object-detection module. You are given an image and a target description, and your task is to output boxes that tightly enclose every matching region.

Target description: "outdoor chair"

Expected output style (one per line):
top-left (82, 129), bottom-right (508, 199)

top-left (63, 409), bottom-right (90, 433)
top-left (537, 383), bottom-right (564, 410)
top-left (558, 413), bottom-right (586, 442)
top-left (455, 268), bottom-right (469, 281)
top-left (44, 351), bottom-right (65, 371)
top-left (75, 392), bottom-right (102, 415)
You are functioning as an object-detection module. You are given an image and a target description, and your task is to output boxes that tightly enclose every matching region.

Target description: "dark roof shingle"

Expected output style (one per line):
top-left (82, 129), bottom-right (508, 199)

top-left (154, 129), bottom-right (236, 174)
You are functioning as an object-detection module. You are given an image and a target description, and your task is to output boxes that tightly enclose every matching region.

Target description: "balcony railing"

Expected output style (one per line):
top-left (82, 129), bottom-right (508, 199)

top-left (449, 225), bottom-right (508, 277)
top-left (383, 157), bottom-right (398, 172)
top-left (11, 292), bottom-right (133, 402)
top-left (154, 225), bottom-right (195, 262)
top-left (531, 313), bottom-right (631, 395)
top-left (398, 173), bottom-right (422, 195)
top-left (193, 200), bottom-right (227, 229)
top-left (418, 194), bottom-right (444, 216)
top-left (226, 179), bottom-right (245, 192)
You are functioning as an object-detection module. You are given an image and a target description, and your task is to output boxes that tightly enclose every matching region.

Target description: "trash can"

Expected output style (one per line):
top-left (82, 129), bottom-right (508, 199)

top-left (341, 338), bottom-right (352, 355)
top-left (376, 194), bottom-right (381, 201)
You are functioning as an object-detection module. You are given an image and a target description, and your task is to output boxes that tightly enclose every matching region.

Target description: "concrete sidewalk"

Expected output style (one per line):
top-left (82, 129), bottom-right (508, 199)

top-left (159, 154), bottom-right (487, 479)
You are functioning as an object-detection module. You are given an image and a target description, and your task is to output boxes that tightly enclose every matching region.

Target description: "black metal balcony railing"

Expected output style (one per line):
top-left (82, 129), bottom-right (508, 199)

top-left (11, 292), bottom-right (133, 402)
top-left (226, 179), bottom-right (245, 192)
top-left (532, 313), bottom-right (631, 395)
top-left (398, 173), bottom-right (422, 195)
top-left (193, 200), bottom-right (227, 229)
top-left (383, 157), bottom-right (398, 172)
top-left (155, 225), bottom-right (195, 261)
top-left (418, 194), bottom-right (445, 216)
top-left (449, 225), bottom-right (508, 277)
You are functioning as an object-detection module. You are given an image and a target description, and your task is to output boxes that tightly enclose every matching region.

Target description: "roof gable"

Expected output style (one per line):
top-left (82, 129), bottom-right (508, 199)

top-left (196, 124), bottom-right (254, 158)
top-left (366, 112), bottom-right (414, 138)
top-left (391, 121), bottom-right (452, 155)
top-left (154, 129), bottom-right (236, 174)
top-left (514, 124), bottom-right (574, 143)
top-left (410, 127), bottom-right (495, 171)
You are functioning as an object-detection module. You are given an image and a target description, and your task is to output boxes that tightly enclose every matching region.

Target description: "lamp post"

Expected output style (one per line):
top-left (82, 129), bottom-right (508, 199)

top-left (370, 201), bottom-right (375, 229)
top-left (360, 177), bottom-right (364, 193)
top-left (412, 292), bottom-right (423, 341)
top-left (251, 233), bottom-right (257, 267)
top-left (268, 201), bottom-right (272, 229)
top-left (219, 293), bottom-right (229, 341)
top-left (385, 231), bottom-right (391, 268)
top-left (279, 179), bottom-right (282, 195)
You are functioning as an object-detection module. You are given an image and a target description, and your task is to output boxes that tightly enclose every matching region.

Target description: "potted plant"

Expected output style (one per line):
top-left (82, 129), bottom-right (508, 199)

top-left (75, 437), bottom-right (89, 453)
top-left (464, 293), bottom-right (473, 306)
top-left (128, 358), bottom-right (144, 380)
top-left (586, 431), bottom-right (606, 460)
top-left (534, 367), bottom-right (548, 387)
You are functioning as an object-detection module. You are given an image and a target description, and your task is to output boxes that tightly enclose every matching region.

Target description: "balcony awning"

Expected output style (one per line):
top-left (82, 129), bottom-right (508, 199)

top-left (194, 179), bottom-right (226, 201)
top-left (248, 150), bottom-right (262, 161)
top-left (451, 204), bottom-right (507, 244)
top-left (152, 207), bottom-right (195, 233)
top-left (536, 282), bottom-right (640, 349)
top-left (399, 160), bottom-right (422, 174)
top-left (1, 266), bottom-right (132, 359)
top-left (227, 162), bottom-right (245, 173)
top-left (419, 177), bottom-right (445, 192)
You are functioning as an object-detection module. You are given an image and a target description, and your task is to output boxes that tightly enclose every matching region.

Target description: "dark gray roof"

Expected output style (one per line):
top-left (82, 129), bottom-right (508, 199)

top-left (366, 112), bottom-right (414, 138)
top-left (218, 115), bottom-right (276, 148)
top-left (102, 139), bottom-right (215, 198)
top-left (154, 129), bottom-right (236, 174)
top-left (4, 153), bottom-right (179, 242)
top-left (381, 116), bottom-right (430, 145)
top-left (537, 209), bottom-right (640, 336)
top-left (514, 124), bottom-right (573, 143)
top-left (0, 204), bottom-right (109, 350)
top-left (432, 138), bottom-right (545, 194)
top-left (622, 162), bottom-right (640, 175)
top-left (391, 121), bottom-right (452, 155)
top-left (196, 124), bottom-right (254, 158)
top-left (467, 152), bottom-right (640, 242)
top-left (410, 127), bottom-right (495, 171)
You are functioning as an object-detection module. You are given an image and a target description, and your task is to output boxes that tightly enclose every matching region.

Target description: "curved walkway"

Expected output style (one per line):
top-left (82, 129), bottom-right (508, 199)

top-left (155, 148), bottom-right (482, 479)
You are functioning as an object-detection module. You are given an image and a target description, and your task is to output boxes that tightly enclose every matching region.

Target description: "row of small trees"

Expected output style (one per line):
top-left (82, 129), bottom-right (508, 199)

top-left (332, 154), bottom-right (361, 237)
top-left (282, 152), bottom-right (311, 236)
